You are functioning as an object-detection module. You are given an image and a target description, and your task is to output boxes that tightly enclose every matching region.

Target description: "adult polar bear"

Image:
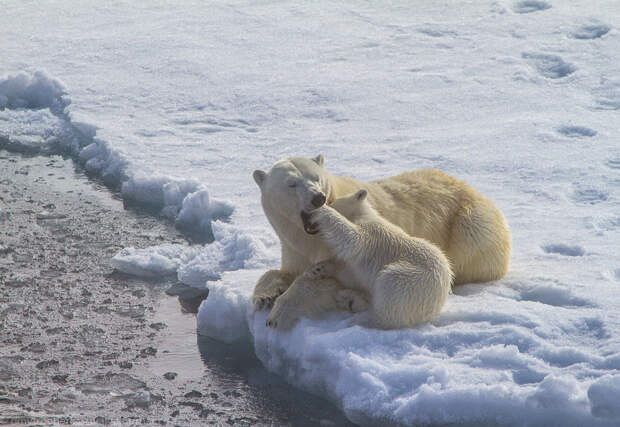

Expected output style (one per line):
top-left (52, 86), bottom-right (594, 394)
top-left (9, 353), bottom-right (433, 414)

top-left (252, 155), bottom-right (511, 309)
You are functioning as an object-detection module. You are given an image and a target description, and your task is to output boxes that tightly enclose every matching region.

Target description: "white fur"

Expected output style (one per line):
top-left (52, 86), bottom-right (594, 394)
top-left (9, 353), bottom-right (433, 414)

top-left (252, 155), bottom-right (511, 310)
top-left (314, 190), bottom-right (453, 328)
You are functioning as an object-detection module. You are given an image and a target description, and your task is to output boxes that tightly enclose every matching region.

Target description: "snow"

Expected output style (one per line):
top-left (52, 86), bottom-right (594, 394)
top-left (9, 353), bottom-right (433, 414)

top-left (112, 222), bottom-right (272, 285)
top-left (588, 375), bottom-right (620, 419)
top-left (0, 70), bottom-right (68, 112)
top-left (2, 0), bottom-right (620, 425)
top-left (111, 244), bottom-right (203, 279)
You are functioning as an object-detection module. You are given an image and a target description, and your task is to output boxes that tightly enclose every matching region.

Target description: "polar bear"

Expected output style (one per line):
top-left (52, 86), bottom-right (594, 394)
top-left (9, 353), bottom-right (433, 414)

top-left (266, 189), bottom-right (452, 329)
top-left (252, 155), bottom-right (511, 309)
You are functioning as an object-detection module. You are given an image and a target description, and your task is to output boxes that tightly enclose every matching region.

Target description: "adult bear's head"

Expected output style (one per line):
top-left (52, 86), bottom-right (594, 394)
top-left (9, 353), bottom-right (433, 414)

top-left (253, 155), bottom-right (330, 235)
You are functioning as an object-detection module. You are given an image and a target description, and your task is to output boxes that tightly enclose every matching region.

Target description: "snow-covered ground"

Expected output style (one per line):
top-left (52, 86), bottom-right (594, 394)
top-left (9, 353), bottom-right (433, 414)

top-left (2, 1), bottom-right (619, 425)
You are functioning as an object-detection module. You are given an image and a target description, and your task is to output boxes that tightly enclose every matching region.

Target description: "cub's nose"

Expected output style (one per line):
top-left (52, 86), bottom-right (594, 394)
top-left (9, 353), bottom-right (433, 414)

top-left (311, 193), bottom-right (326, 208)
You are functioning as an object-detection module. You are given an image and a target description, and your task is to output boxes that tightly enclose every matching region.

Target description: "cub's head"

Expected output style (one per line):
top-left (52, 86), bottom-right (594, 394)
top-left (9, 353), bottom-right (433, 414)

top-left (253, 155), bottom-right (330, 234)
top-left (329, 189), bottom-right (374, 223)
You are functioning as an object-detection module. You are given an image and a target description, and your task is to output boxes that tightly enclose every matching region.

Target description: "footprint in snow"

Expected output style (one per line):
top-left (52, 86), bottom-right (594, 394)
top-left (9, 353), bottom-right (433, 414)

top-left (571, 23), bottom-right (611, 40)
top-left (557, 125), bottom-right (597, 138)
top-left (572, 188), bottom-right (609, 205)
top-left (418, 28), bottom-right (457, 38)
top-left (513, 0), bottom-right (551, 14)
top-left (522, 53), bottom-right (576, 79)
top-left (592, 80), bottom-right (620, 110)
top-left (517, 283), bottom-right (591, 308)
top-left (606, 159), bottom-right (620, 169)
top-left (541, 243), bottom-right (585, 257)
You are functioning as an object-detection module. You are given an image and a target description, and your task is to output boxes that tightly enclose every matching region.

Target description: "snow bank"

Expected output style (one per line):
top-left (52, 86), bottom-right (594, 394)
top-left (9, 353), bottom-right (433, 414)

top-left (112, 221), bottom-right (272, 286)
top-left (111, 244), bottom-right (204, 278)
top-left (0, 70), bottom-right (232, 232)
top-left (588, 375), bottom-right (620, 419)
top-left (195, 274), bottom-right (620, 426)
top-left (197, 269), bottom-right (262, 343)
top-left (121, 176), bottom-right (233, 240)
top-left (0, 70), bottom-right (68, 112)
top-left (0, 108), bottom-right (72, 154)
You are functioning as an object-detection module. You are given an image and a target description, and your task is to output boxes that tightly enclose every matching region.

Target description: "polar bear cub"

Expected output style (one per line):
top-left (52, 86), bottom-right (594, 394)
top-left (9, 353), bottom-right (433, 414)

top-left (309, 189), bottom-right (453, 329)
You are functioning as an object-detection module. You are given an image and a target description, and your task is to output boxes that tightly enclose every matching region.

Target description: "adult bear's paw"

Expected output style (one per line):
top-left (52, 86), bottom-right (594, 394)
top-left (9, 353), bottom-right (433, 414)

top-left (265, 292), bottom-right (301, 330)
top-left (252, 270), bottom-right (293, 311)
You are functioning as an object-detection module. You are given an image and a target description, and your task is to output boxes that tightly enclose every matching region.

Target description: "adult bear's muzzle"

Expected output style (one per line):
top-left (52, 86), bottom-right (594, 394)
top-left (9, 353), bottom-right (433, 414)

top-left (300, 210), bottom-right (320, 235)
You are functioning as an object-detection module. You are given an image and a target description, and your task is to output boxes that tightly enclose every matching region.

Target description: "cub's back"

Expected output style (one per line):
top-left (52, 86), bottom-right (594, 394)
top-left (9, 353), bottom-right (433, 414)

top-left (358, 218), bottom-right (450, 276)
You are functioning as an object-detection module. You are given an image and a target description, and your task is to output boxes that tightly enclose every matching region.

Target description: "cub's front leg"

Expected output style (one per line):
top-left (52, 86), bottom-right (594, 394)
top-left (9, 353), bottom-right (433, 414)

top-left (309, 206), bottom-right (359, 256)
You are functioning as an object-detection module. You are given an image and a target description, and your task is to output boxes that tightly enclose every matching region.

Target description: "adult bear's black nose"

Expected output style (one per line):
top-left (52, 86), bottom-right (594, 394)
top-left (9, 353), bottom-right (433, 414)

top-left (311, 193), bottom-right (326, 208)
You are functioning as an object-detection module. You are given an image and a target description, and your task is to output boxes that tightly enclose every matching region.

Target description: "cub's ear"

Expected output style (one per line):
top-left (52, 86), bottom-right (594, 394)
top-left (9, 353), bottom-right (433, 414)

top-left (312, 154), bottom-right (324, 167)
top-left (355, 189), bottom-right (368, 201)
top-left (253, 170), bottom-right (267, 187)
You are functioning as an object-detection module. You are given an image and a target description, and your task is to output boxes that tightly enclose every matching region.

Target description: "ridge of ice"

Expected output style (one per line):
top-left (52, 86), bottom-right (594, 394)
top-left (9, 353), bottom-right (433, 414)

top-left (0, 70), bottom-right (232, 233)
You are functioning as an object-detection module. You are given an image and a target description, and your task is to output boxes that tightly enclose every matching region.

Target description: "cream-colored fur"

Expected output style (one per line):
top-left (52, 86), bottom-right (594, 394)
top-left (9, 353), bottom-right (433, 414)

top-left (265, 267), bottom-right (369, 330)
top-left (266, 190), bottom-right (453, 329)
top-left (252, 155), bottom-right (511, 310)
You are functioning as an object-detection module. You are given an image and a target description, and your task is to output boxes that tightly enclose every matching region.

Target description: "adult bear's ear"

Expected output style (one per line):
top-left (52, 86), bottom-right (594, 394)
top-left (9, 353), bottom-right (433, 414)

top-left (355, 189), bottom-right (368, 201)
top-left (312, 154), bottom-right (324, 167)
top-left (253, 170), bottom-right (266, 187)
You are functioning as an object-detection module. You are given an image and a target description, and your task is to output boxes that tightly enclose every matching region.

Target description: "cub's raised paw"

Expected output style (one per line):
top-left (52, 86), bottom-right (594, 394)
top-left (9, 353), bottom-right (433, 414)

top-left (336, 289), bottom-right (369, 313)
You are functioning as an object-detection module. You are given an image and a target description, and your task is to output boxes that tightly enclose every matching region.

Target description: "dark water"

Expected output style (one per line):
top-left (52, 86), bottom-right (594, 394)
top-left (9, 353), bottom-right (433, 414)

top-left (0, 149), bottom-right (356, 426)
top-left (153, 295), bottom-right (356, 426)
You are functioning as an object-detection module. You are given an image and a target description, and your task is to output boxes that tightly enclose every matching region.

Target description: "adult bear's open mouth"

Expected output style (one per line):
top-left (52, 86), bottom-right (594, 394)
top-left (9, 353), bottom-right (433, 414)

top-left (300, 211), bottom-right (319, 235)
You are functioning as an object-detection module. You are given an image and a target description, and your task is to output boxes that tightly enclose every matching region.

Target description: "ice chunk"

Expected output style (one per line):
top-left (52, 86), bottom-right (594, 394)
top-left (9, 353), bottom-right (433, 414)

top-left (175, 189), bottom-right (234, 241)
top-left (78, 142), bottom-right (101, 162)
top-left (111, 245), bottom-right (202, 278)
top-left (0, 108), bottom-right (71, 153)
top-left (121, 176), bottom-right (232, 238)
top-left (121, 175), bottom-right (175, 207)
top-left (198, 280), bottom-right (617, 426)
top-left (588, 375), bottom-right (620, 419)
top-left (112, 222), bottom-right (270, 284)
top-left (197, 269), bottom-right (261, 343)
top-left (526, 375), bottom-right (584, 409)
top-left (0, 70), bottom-right (69, 112)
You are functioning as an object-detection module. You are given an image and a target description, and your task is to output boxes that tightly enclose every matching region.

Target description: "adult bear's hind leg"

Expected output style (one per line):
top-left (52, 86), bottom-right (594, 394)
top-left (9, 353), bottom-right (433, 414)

top-left (447, 198), bottom-right (511, 285)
